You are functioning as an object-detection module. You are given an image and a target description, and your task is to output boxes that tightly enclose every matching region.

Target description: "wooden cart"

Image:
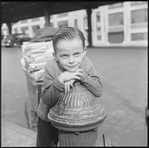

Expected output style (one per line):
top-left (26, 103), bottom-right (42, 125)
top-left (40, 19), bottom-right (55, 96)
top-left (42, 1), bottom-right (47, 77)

top-left (24, 73), bottom-right (43, 131)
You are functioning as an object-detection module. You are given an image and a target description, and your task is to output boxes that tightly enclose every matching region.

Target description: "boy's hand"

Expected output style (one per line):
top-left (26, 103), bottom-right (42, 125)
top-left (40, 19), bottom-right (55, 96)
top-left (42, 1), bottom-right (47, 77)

top-left (58, 69), bottom-right (83, 84)
top-left (64, 79), bottom-right (75, 93)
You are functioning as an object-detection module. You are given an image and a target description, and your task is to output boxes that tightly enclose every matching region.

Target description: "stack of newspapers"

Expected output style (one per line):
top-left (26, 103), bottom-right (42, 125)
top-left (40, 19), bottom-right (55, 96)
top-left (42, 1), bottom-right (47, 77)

top-left (21, 41), bottom-right (54, 81)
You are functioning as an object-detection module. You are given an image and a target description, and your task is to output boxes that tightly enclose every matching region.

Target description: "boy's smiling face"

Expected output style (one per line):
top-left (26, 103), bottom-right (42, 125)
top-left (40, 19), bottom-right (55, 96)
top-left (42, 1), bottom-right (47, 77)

top-left (54, 37), bottom-right (86, 72)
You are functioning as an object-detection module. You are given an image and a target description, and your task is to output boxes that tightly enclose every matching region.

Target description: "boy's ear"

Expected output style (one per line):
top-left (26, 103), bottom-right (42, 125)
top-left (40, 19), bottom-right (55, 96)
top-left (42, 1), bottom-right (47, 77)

top-left (83, 47), bottom-right (87, 57)
top-left (53, 52), bottom-right (58, 61)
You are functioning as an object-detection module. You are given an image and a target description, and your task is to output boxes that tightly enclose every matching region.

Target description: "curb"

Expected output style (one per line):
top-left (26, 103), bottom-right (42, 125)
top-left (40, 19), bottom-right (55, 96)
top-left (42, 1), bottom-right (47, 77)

top-left (2, 120), bottom-right (37, 147)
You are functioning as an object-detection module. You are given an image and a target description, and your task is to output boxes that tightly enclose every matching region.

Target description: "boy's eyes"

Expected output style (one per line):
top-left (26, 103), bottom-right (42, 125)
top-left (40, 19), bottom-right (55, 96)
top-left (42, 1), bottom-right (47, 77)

top-left (61, 55), bottom-right (68, 58)
top-left (74, 53), bottom-right (81, 56)
top-left (60, 53), bottom-right (81, 58)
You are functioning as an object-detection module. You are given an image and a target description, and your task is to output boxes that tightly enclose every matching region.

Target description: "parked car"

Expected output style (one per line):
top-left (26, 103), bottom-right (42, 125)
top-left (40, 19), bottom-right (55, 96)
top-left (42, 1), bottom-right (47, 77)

top-left (1, 35), bottom-right (4, 40)
top-left (1, 33), bottom-right (31, 47)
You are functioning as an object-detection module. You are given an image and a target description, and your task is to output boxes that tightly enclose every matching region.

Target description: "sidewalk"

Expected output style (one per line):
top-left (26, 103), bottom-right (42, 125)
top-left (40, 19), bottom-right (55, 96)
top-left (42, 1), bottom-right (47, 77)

top-left (1, 120), bottom-right (37, 147)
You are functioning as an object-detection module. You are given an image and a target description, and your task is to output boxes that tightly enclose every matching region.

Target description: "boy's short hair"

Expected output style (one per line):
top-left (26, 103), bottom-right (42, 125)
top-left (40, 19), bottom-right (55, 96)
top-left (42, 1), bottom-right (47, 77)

top-left (52, 27), bottom-right (86, 53)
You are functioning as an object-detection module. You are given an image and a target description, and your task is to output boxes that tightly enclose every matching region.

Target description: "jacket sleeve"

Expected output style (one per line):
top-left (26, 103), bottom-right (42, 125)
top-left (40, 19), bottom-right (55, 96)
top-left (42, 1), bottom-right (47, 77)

top-left (41, 62), bottom-right (64, 108)
top-left (37, 61), bottom-right (64, 121)
top-left (80, 57), bottom-right (103, 97)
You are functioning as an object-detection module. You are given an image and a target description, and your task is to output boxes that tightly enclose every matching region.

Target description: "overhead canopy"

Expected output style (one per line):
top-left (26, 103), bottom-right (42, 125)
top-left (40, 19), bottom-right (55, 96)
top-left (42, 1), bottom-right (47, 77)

top-left (2, 1), bottom-right (124, 23)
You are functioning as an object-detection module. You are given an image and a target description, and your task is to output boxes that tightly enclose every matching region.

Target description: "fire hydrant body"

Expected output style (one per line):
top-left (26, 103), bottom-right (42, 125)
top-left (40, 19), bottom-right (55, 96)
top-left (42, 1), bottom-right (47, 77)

top-left (48, 82), bottom-right (107, 146)
top-left (58, 128), bottom-right (98, 146)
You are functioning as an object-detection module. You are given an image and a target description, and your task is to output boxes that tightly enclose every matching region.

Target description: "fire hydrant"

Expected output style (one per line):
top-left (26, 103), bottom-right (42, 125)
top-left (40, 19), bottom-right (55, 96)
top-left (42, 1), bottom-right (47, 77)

top-left (48, 82), bottom-right (107, 146)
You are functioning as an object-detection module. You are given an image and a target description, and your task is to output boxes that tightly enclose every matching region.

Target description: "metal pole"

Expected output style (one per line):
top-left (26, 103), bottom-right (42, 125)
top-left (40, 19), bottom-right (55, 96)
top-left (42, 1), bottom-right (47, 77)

top-left (86, 8), bottom-right (93, 47)
top-left (6, 22), bottom-right (12, 34)
top-left (43, 8), bottom-right (51, 27)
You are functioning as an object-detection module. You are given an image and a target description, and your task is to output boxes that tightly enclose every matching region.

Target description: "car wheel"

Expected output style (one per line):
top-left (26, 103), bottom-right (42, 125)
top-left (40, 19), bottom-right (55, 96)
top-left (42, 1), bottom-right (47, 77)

top-left (14, 43), bottom-right (19, 47)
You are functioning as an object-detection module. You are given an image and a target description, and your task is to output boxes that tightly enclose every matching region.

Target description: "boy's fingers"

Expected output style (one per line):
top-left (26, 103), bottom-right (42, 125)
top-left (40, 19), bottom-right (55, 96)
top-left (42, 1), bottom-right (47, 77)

top-left (64, 82), bottom-right (68, 93)
top-left (73, 76), bottom-right (81, 80)
top-left (65, 81), bottom-right (71, 93)
top-left (65, 80), bottom-right (75, 93)
top-left (76, 73), bottom-right (83, 78)
top-left (67, 81), bottom-right (70, 92)
top-left (70, 80), bottom-right (74, 87)
top-left (64, 83), bottom-right (66, 93)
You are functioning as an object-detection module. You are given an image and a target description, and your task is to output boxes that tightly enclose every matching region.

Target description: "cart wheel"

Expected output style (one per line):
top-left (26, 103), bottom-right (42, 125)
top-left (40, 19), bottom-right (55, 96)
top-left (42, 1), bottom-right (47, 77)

top-left (102, 134), bottom-right (113, 147)
top-left (24, 100), bottom-right (32, 129)
top-left (30, 110), bottom-right (38, 130)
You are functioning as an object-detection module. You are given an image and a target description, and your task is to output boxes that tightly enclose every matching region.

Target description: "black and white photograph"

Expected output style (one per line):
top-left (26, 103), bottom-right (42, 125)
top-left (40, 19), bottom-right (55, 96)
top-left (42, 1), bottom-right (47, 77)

top-left (1, 1), bottom-right (148, 147)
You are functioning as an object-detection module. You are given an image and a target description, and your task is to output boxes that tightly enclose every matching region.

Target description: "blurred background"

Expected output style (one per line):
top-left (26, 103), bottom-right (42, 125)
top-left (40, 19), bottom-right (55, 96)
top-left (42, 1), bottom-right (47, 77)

top-left (1, 1), bottom-right (148, 47)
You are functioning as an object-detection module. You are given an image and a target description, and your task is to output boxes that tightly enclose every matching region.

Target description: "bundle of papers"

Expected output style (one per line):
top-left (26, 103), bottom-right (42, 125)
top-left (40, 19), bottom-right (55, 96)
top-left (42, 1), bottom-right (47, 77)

top-left (21, 41), bottom-right (54, 81)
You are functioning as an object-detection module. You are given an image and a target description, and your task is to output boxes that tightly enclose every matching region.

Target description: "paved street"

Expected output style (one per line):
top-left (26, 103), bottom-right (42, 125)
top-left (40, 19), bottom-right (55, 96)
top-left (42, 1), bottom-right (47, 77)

top-left (1, 46), bottom-right (147, 146)
top-left (87, 47), bottom-right (147, 146)
top-left (2, 47), bottom-right (29, 129)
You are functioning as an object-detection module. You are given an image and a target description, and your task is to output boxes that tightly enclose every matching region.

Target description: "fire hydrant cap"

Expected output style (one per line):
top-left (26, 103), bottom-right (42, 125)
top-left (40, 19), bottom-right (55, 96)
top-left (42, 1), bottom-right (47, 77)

top-left (48, 82), bottom-right (106, 131)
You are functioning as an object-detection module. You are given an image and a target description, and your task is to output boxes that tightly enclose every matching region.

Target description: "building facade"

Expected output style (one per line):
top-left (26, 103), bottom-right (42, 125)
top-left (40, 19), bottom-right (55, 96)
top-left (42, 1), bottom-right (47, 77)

top-left (2, 1), bottom-right (148, 46)
top-left (92, 1), bottom-right (148, 46)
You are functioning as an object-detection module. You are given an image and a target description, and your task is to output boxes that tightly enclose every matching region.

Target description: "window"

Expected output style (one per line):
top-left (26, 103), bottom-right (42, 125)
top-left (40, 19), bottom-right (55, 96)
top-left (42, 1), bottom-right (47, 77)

top-left (108, 2), bottom-right (123, 9)
top-left (97, 26), bottom-right (101, 31)
top-left (58, 20), bottom-right (68, 28)
top-left (74, 19), bottom-right (78, 28)
top-left (131, 32), bottom-right (147, 41)
top-left (97, 36), bottom-right (101, 40)
top-left (96, 12), bottom-right (101, 40)
top-left (83, 17), bottom-right (88, 29)
top-left (131, 9), bottom-right (148, 24)
top-left (20, 19), bottom-right (27, 23)
top-left (50, 22), bottom-right (53, 27)
top-left (57, 12), bottom-right (68, 18)
top-left (109, 12), bottom-right (124, 26)
top-left (96, 12), bottom-right (100, 22)
top-left (14, 28), bottom-right (18, 34)
top-left (131, 1), bottom-right (147, 6)
top-left (32, 17), bottom-right (40, 22)
top-left (96, 26), bottom-right (101, 40)
top-left (108, 32), bottom-right (124, 43)
top-left (21, 26), bottom-right (28, 34)
top-left (50, 15), bottom-right (54, 19)
top-left (32, 25), bottom-right (40, 34)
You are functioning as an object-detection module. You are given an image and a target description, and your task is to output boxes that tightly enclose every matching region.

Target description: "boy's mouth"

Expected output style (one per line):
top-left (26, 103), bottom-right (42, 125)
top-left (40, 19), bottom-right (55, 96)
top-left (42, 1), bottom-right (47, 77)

top-left (67, 64), bottom-right (79, 69)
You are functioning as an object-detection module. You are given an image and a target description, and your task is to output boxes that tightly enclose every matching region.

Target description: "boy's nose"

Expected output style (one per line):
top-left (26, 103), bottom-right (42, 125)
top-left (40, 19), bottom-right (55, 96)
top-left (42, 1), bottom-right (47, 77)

top-left (69, 56), bottom-right (75, 63)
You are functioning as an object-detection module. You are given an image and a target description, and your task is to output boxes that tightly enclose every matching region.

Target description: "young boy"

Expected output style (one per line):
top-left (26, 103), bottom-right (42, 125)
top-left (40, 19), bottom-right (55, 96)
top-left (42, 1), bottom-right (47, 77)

top-left (36, 27), bottom-right (103, 147)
